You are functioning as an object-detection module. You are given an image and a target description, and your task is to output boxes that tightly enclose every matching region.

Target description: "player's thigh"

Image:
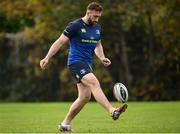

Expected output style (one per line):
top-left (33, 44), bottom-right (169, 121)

top-left (77, 83), bottom-right (91, 100)
top-left (81, 73), bottom-right (100, 88)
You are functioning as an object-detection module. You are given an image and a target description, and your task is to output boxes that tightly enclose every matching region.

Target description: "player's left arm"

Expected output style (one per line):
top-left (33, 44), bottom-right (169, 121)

top-left (95, 40), bottom-right (111, 67)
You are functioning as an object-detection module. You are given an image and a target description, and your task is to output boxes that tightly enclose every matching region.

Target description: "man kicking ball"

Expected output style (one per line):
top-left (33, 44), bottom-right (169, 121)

top-left (40, 2), bottom-right (128, 132)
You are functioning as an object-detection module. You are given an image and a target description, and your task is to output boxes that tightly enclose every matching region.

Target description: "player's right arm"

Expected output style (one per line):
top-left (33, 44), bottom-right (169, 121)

top-left (40, 34), bottom-right (69, 70)
top-left (40, 21), bottom-right (78, 70)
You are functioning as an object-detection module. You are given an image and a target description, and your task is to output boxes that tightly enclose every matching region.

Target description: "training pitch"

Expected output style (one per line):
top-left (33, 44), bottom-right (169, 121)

top-left (0, 102), bottom-right (180, 133)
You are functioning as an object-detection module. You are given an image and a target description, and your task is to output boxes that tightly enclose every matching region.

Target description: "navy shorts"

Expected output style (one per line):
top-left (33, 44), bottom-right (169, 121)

top-left (68, 61), bottom-right (93, 83)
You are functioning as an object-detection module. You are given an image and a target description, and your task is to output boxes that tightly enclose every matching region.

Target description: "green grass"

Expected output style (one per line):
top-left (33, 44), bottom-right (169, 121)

top-left (0, 102), bottom-right (180, 133)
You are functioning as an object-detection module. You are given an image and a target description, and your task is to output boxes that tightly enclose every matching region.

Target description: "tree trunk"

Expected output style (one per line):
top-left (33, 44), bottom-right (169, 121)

top-left (146, 10), bottom-right (156, 65)
top-left (111, 35), bottom-right (132, 90)
top-left (120, 36), bottom-right (132, 88)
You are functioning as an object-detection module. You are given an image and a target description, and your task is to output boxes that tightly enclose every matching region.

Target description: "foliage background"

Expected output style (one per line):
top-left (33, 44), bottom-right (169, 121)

top-left (0, 0), bottom-right (179, 101)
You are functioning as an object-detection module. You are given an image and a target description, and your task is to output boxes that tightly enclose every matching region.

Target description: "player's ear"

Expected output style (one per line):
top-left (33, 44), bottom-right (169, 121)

top-left (87, 10), bottom-right (93, 16)
top-left (86, 10), bottom-right (90, 16)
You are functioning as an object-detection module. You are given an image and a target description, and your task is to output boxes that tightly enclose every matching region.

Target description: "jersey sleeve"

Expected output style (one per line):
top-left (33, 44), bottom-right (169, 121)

top-left (63, 22), bottom-right (78, 39)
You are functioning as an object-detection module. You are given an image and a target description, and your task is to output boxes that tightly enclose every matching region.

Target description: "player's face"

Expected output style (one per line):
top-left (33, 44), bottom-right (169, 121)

top-left (88, 11), bottom-right (102, 25)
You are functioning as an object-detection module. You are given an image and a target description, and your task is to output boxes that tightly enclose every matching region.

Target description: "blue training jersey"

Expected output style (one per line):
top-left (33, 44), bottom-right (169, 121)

top-left (63, 19), bottom-right (101, 65)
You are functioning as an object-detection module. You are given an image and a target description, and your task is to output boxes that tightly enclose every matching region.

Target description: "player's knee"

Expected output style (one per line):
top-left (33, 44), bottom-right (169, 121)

top-left (79, 94), bottom-right (91, 102)
top-left (84, 94), bottom-right (91, 102)
top-left (88, 78), bottom-right (99, 88)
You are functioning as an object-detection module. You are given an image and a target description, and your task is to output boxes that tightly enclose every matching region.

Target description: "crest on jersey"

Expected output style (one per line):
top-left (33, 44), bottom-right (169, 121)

top-left (96, 30), bottom-right (100, 34)
top-left (81, 28), bottom-right (86, 33)
top-left (90, 36), bottom-right (94, 39)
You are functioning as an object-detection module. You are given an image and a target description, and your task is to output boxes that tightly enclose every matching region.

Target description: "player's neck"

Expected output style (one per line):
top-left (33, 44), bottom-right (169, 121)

top-left (82, 16), bottom-right (89, 25)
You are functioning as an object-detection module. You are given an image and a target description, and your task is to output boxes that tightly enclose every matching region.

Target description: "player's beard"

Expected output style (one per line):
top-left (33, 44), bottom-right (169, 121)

top-left (88, 18), bottom-right (97, 25)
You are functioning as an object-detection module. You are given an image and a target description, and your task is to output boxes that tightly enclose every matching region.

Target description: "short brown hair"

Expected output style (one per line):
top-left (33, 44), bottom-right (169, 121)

top-left (87, 2), bottom-right (103, 12)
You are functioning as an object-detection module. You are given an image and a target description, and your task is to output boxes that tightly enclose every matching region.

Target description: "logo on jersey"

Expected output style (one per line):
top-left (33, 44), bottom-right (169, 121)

top-left (90, 36), bottom-right (94, 39)
top-left (96, 30), bottom-right (100, 34)
top-left (80, 69), bottom-right (86, 74)
top-left (81, 28), bottom-right (86, 33)
top-left (81, 39), bottom-right (98, 43)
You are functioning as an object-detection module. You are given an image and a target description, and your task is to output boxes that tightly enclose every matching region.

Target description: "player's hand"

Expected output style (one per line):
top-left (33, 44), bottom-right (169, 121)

top-left (40, 58), bottom-right (49, 70)
top-left (101, 57), bottom-right (111, 67)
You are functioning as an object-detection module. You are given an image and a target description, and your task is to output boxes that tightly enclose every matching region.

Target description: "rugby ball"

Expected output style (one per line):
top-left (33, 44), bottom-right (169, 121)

top-left (113, 83), bottom-right (128, 103)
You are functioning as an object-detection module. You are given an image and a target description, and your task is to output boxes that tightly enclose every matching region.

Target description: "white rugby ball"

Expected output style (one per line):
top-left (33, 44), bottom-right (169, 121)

top-left (113, 83), bottom-right (128, 103)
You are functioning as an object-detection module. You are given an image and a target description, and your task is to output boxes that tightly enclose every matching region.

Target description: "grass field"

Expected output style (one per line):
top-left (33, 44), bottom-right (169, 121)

top-left (0, 102), bottom-right (180, 133)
